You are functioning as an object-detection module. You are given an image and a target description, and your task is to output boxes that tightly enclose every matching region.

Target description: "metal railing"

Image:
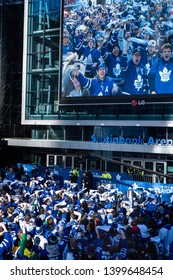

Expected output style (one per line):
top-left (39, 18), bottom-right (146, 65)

top-left (132, 174), bottom-right (162, 183)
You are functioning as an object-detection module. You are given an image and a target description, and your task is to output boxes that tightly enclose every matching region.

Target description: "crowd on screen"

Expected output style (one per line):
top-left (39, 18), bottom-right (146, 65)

top-left (0, 163), bottom-right (173, 260)
top-left (62, 0), bottom-right (173, 96)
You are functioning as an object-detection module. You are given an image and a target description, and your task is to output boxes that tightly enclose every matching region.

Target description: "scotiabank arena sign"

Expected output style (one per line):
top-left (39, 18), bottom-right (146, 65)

top-left (91, 135), bottom-right (173, 146)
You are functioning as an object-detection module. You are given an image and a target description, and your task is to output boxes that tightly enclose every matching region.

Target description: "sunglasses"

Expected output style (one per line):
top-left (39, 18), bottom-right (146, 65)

top-left (97, 40), bottom-right (103, 42)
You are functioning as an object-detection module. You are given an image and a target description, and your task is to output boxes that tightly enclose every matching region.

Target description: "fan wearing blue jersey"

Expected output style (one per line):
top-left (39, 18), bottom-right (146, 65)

top-left (75, 37), bottom-right (101, 78)
top-left (73, 63), bottom-right (121, 97)
top-left (120, 39), bottom-right (148, 95)
top-left (148, 43), bottom-right (173, 94)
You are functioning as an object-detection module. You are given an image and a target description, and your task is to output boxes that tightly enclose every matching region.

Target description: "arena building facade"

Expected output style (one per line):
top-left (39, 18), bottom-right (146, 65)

top-left (2, 0), bottom-right (173, 184)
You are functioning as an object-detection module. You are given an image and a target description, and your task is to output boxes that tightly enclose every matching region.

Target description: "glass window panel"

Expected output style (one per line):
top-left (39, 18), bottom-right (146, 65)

top-left (146, 127), bottom-right (166, 140)
top-left (83, 126), bottom-right (95, 141)
top-left (156, 163), bottom-right (164, 174)
top-left (66, 157), bottom-right (72, 168)
top-left (123, 127), bottom-right (143, 138)
top-left (133, 161), bottom-right (141, 167)
top-left (167, 162), bottom-right (173, 173)
top-left (145, 162), bottom-right (153, 171)
top-left (32, 128), bottom-right (47, 139)
top-left (25, 0), bottom-right (61, 120)
top-left (48, 126), bottom-right (64, 140)
top-left (65, 126), bottom-right (82, 141)
top-left (102, 126), bottom-right (121, 137)
top-left (168, 127), bottom-right (173, 139)
top-left (48, 155), bottom-right (55, 166)
top-left (107, 161), bottom-right (120, 173)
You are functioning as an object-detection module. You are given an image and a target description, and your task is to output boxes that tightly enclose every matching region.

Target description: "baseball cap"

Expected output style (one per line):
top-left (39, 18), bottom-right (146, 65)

top-left (45, 214), bottom-right (54, 222)
top-left (88, 37), bottom-right (95, 43)
top-left (35, 226), bottom-right (43, 235)
top-left (148, 40), bottom-right (156, 47)
top-left (97, 63), bottom-right (107, 70)
top-left (96, 34), bottom-right (104, 42)
top-left (132, 47), bottom-right (142, 55)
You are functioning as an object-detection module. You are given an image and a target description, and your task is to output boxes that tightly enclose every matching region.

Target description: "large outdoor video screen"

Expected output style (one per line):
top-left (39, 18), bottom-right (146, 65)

top-left (60, 0), bottom-right (173, 104)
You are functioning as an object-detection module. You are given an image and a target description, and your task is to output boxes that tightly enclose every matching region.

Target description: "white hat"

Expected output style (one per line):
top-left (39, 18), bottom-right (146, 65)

top-left (29, 218), bottom-right (35, 225)
top-left (45, 214), bottom-right (54, 222)
top-left (43, 196), bottom-right (52, 202)
top-left (35, 226), bottom-right (43, 235)
top-left (80, 198), bottom-right (85, 204)
top-left (148, 40), bottom-right (156, 47)
top-left (87, 210), bottom-right (95, 220)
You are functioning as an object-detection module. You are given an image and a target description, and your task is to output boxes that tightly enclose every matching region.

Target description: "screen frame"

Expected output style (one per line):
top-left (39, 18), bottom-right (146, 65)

top-left (59, 0), bottom-right (173, 106)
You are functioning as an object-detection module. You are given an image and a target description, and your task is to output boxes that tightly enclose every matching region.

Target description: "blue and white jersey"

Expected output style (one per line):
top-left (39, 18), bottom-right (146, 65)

top-left (0, 232), bottom-right (11, 260)
top-left (9, 230), bottom-right (18, 246)
top-left (63, 44), bottom-right (73, 57)
top-left (58, 238), bottom-right (68, 260)
top-left (101, 249), bottom-right (111, 260)
top-left (75, 44), bottom-right (101, 77)
top-left (120, 54), bottom-right (147, 95)
top-left (77, 72), bottom-right (118, 96)
top-left (149, 57), bottom-right (173, 94)
top-left (101, 51), bottom-right (123, 84)
top-left (118, 27), bottom-right (134, 60)
top-left (40, 244), bottom-right (59, 260)
top-left (140, 48), bottom-right (159, 75)
top-left (5, 171), bottom-right (16, 181)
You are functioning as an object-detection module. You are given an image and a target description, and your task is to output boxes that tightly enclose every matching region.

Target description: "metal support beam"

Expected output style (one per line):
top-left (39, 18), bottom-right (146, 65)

top-left (85, 153), bottom-right (173, 181)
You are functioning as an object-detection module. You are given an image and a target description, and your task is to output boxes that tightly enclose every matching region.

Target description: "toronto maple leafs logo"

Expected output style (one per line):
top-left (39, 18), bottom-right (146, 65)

top-left (134, 74), bottom-right (143, 91)
top-left (116, 174), bottom-right (121, 180)
top-left (159, 67), bottom-right (172, 82)
top-left (99, 57), bottom-right (104, 64)
top-left (86, 54), bottom-right (93, 64)
top-left (132, 182), bottom-right (139, 188)
top-left (113, 63), bottom-right (121, 77)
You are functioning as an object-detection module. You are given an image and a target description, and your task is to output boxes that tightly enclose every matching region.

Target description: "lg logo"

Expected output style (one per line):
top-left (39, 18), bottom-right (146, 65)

top-left (131, 100), bottom-right (146, 106)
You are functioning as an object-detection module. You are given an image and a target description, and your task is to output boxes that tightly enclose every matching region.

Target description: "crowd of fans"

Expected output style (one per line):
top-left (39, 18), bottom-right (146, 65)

top-left (62, 0), bottom-right (173, 96)
top-left (0, 163), bottom-right (173, 260)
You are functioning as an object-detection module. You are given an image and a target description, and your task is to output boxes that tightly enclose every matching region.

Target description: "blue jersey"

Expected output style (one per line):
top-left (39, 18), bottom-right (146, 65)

top-left (149, 57), bottom-right (173, 94)
top-left (75, 44), bottom-right (101, 77)
top-left (0, 232), bottom-right (11, 260)
top-left (77, 72), bottom-right (118, 96)
top-left (101, 51), bottom-right (123, 84)
top-left (63, 44), bottom-right (73, 56)
top-left (140, 48), bottom-right (159, 75)
top-left (120, 54), bottom-right (147, 95)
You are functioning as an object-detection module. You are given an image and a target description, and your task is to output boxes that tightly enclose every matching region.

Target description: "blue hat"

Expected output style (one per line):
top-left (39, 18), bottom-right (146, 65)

top-left (88, 37), bottom-right (95, 43)
top-left (97, 63), bottom-right (107, 70)
top-left (132, 47), bottom-right (142, 55)
top-left (35, 217), bottom-right (43, 227)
